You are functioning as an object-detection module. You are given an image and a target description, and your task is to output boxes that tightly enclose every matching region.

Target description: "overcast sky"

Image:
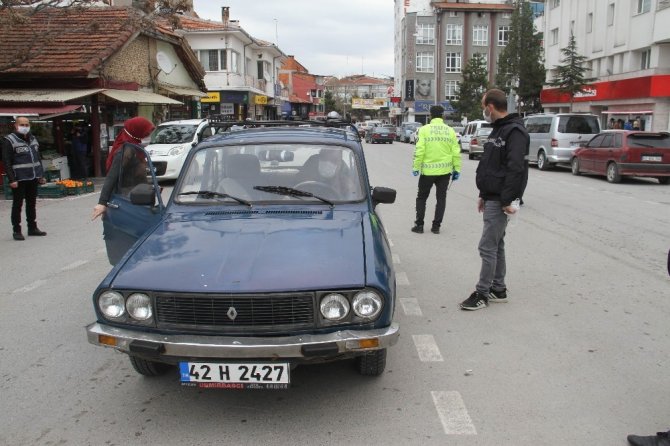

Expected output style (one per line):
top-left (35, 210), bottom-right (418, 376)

top-left (191, 0), bottom-right (395, 78)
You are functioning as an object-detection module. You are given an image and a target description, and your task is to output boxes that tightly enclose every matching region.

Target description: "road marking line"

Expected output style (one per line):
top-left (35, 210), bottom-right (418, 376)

top-left (643, 200), bottom-right (659, 205)
top-left (392, 253), bottom-right (400, 264)
top-left (61, 260), bottom-right (89, 271)
top-left (396, 271), bottom-right (409, 286)
top-left (412, 334), bottom-right (443, 362)
top-left (400, 298), bottom-right (423, 316)
top-left (431, 391), bottom-right (477, 435)
top-left (13, 279), bottom-right (47, 294)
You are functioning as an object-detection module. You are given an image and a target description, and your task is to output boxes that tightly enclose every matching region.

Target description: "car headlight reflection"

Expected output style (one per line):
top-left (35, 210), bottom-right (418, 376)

top-left (126, 293), bottom-right (153, 321)
top-left (99, 291), bottom-right (125, 319)
top-left (167, 146), bottom-right (185, 156)
top-left (320, 293), bottom-right (350, 321)
top-left (352, 291), bottom-right (383, 319)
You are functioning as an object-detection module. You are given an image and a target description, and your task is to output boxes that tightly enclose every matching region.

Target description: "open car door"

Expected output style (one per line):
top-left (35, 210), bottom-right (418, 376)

top-left (102, 143), bottom-right (165, 265)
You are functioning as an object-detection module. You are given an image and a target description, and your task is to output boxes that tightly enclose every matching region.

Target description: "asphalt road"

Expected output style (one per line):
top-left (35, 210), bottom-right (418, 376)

top-left (0, 141), bottom-right (668, 446)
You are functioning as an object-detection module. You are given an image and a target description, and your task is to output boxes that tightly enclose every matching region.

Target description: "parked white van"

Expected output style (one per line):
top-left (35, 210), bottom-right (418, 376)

top-left (461, 120), bottom-right (492, 153)
top-left (145, 119), bottom-right (213, 180)
top-left (524, 113), bottom-right (601, 170)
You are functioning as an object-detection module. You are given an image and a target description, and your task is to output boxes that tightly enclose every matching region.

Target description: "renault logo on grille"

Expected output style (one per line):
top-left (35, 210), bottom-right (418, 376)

top-left (226, 307), bottom-right (238, 321)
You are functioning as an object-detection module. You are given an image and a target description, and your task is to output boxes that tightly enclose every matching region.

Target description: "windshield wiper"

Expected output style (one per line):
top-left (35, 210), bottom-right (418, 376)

top-left (177, 190), bottom-right (251, 207)
top-left (253, 185), bottom-right (334, 208)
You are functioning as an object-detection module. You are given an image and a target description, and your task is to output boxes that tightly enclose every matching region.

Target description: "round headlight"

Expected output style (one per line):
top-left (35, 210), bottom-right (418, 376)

top-left (126, 293), bottom-right (153, 321)
top-left (352, 291), bottom-right (383, 319)
top-left (320, 293), bottom-right (350, 321)
top-left (99, 291), bottom-right (125, 318)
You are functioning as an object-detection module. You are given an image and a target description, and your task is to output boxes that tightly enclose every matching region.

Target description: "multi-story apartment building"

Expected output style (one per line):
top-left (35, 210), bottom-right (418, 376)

top-left (394, 0), bottom-right (513, 124)
top-left (179, 7), bottom-right (287, 120)
top-left (540, 0), bottom-right (670, 132)
top-left (324, 75), bottom-right (395, 121)
top-left (279, 56), bottom-right (325, 119)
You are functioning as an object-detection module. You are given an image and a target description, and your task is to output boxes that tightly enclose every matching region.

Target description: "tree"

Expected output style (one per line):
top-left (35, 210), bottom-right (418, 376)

top-left (547, 32), bottom-right (597, 112)
top-left (323, 90), bottom-right (336, 113)
top-left (453, 53), bottom-right (489, 121)
top-left (0, 0), bottom-right (190, 72)
top-left (496, 0), bottom-right (545, 113)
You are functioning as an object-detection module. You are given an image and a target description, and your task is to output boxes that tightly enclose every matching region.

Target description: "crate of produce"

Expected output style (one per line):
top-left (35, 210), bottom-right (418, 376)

top-left (56, 179), bottom-right (94, 195)
top-left (37, 183), bottom-right (66, 198)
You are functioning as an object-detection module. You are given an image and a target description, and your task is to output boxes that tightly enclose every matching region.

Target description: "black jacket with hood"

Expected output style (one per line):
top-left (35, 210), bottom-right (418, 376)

top-left (475, 113), bottom-right (529, 206)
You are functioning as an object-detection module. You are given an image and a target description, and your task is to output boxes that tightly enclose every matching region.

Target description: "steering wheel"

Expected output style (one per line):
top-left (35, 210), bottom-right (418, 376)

top-left (293, 181), bottom-right (340, 199)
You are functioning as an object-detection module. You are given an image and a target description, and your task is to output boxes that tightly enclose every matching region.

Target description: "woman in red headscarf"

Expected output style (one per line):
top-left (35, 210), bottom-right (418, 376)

top-left (105, 116), bottom-right (155, 172)
top-left (92, 117), bottom-right (155, 221)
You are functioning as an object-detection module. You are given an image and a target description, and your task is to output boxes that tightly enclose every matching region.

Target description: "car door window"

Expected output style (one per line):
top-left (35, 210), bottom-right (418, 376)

top-left (599, 134), bottom-right (613, 148)
top-left (587, 135), bottom-right (605, 148)
top-left (613, 133), bottom-right (622, 148)
top-left (117, 144), bottom-right (150, 197)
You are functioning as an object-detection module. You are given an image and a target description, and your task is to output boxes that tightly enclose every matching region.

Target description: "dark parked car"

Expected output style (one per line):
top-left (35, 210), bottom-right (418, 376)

top-left (86, 120), bottom-right (399, 389)
top-left (365, 127), bottom-right (395, 144)
top-left (571, 130), bottom-right (670, 184)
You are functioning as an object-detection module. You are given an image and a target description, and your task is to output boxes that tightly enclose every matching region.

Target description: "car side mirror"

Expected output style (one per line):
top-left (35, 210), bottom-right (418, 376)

top-left (371, 186), bottom-right (396, 205)
top-left (129, 183), bottom-right (156, 206)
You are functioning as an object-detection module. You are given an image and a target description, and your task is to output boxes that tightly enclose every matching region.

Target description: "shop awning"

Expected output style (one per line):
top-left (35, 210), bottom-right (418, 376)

top-left (0, 104), bottom-right (83, 118)
top-left (158, 84), bottom-right (207, 97)
top-left (0, 88), bottom-right (104, 102)
top-left (602, 110), bottom-right (653, 114)
top-left (101, 89), bottom-right (182, 105)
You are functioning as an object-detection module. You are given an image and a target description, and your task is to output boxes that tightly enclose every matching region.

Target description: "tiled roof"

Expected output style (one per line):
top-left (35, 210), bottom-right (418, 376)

top-left (178, 15), bottom-right (229, 31)
top-left (0, 7), bottom-right (139, 77)
top-left (432, 2), bottom-right (513, 11)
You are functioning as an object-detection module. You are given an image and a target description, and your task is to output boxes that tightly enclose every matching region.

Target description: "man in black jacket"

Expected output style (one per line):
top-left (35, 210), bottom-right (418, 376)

top-left (461, 89), bottom-right (528, 310)
top-left (2, 116), bottom-right (47, 240)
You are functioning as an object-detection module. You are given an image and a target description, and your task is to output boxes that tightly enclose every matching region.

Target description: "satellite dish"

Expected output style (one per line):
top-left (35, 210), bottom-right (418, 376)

top-left (156, 51), bottom-right (175, 74)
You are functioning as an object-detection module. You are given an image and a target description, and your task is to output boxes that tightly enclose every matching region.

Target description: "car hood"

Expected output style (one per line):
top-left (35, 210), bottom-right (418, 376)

top-left (110, 210), bottom-right (366, 293)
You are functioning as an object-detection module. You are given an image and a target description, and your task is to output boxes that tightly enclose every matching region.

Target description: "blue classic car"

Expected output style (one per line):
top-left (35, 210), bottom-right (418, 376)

top-left (86, 119), bottom-right (399, 389)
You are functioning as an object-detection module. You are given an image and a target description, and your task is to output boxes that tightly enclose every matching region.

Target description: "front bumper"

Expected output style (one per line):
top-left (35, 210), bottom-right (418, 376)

top-left (86, 322), bottom-right (400, 362)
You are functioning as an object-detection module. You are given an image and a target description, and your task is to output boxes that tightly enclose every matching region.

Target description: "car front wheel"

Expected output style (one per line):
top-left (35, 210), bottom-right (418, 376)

top-left (355, 349), bottom-right (387, 376)
top-left (571, 157), bottom-right (581, 175)
top-left (537, 151), bottom-right (551, 171)
top-left (606, 162), bottom-right (621, 183)
top-left (129, 355), bottom-right (171, 377)
top-left (657, 177), bottom-right (669, 185)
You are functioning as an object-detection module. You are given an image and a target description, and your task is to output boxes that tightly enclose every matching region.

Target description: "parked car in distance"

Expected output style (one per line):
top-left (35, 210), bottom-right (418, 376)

top-left (398, 122), bottom-right (422, 143)
top-left (460, 120), bottom-right (492, 153)
top-left (524, 113), bottom-right (600, 170)
top-left (86, 120), bottom-right (400, 388)
top-left (451, 126), bottom-right (464, 145)
top-left (409, 128), bottom-right (419, 144)
top-left (145, 119), bottom-right (213, 180)
top-left (570, 130), bottom-right (670, 184)
top-left (365, 126), bottom-right (395, 144)
top-left (468, 127), bottom-right (493, 160)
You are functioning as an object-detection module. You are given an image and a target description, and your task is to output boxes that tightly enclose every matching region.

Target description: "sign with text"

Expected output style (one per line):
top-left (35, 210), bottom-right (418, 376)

top-left (405, 80), bottom-right (415, 100)
top-left (221, 103), bottom-right (234, 115)
top-left (351, 98), bottom-right (387, 110)
top-left (200, 92), bottom-right (220, 103)
top-left (414, 100), bottom-right (455, 113)
top-left (254, 95), bottom-right (268, 105)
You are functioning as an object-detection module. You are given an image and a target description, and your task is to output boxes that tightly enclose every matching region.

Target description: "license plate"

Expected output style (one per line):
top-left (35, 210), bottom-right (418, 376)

top-left (642, 155), bottom-right (662, 162)
top-left (179, 362), bottom-right (290, 389)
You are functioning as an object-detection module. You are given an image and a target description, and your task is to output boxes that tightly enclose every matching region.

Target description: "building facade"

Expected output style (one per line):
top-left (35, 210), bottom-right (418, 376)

top-left (324, 75), bottom-right (395, 122)
top-left (540, 0), bottom-right (670, 132)
top-left (394, 0), bottom-right (513, 124)
top-left (279, 56), bottom-right (325, 120)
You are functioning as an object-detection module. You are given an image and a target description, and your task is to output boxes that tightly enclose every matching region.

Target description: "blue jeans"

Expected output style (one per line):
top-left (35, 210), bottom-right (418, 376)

top-left (476, 200), bottom-right (508, 295)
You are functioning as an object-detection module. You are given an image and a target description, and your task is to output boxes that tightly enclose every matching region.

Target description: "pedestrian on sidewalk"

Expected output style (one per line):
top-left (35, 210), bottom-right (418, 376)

top-left (1, 116), bottom-right (47, 240)
top-left (460, 89), bottom-right (528, 310)
top-left (410, 105), bottom-right (461, 235)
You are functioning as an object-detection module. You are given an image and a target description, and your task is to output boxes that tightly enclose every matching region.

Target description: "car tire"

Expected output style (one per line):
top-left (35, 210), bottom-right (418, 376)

top-left (571, 157), bottom-right (581, 175)
top-left (657, 177), bottom-right (669, 185)
top-left (129, 355), bottom-right (171, 377)
top-left (537, 151), bottom-right (551, 171)
top-left (355, 349), bottom-right (387, 376)
top-left (606, 162), bottom-right (622, 183)
top-left (389, 141), bottom-right (393, 144)
top-left (468, 153), bottom-right (474, 160)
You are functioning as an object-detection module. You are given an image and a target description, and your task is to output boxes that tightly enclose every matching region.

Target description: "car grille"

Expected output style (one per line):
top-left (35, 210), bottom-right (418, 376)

top-left (155, 293), bottom-right (315, 333)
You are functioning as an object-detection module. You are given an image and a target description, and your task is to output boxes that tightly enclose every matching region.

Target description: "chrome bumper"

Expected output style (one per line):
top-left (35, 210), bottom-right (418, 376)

top-left (86, 322), bottom-right (400, 360)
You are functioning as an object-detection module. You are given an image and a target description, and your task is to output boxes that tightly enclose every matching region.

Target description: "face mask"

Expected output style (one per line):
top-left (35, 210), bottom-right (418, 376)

top-left (318, 160), bottom-right (338, 178)
top-left (482, 108), bottom-right (493, 124)
top-left (17, 125), bottom-right (30, 135)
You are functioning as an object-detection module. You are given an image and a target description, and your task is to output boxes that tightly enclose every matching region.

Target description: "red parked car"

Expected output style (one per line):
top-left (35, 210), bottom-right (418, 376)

top-left (570, 130), bottom-right (670, 184)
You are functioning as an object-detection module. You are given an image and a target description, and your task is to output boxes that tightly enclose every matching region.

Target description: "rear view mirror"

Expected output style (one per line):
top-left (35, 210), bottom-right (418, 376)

top-left (259, 149), bottom-right (294, 162)
top-left (129, 183), bottom-right (156, 206)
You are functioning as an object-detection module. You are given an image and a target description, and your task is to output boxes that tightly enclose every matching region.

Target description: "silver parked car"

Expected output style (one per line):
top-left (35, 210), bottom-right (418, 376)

top-left (468, 127), bottom-right (493, 160)
top-left (524, 113), bottom-right (601, 170)
top-left (399, 122), bottom-right (422, 143)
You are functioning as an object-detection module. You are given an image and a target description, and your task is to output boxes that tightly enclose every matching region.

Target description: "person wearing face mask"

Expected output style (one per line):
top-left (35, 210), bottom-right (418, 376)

top-left (2, 116), bottom-right (47, 241)
top-left (297, 148), bottom-right (355, 199)
top-left (411, 105), bottom-right (461, 235)
top-left (460, 89), bottom-right (529, 310)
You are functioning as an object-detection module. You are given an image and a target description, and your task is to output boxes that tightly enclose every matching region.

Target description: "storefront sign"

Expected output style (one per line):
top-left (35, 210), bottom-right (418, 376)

top-left (351, 98), bottom-right (387, 110)
top-left (574, 87), bottom-right (597, 98)
top-left (201, 92), bottom-right (220, 103)
top-left (220, 91), bottom-right (248, 103)
top-left (254, 95), bottom-right (268, 105)
top-left (414, 101), bottom-right (455, 113)
top-left (390, 96), bottom-right (401, 103)
top-left (541, 74), bottom-right (670, 104)
top-left (221, 103), bottom-right (234, 115)
top-left (405, 80), bottom-right (415, 100)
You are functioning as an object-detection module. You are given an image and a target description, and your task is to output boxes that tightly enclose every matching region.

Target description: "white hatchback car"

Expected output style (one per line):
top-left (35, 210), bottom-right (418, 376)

top-left (145, 119), bottom-right (213, 180)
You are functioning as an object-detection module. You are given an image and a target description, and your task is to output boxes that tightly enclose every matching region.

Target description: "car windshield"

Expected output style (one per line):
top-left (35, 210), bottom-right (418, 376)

top-left (557, 116), bottom-right (600, 134)
top-left (150, 124), bottom-right (198, 144)
top-left (175, 144), bottom-right (365, 204)
top-left (627, 134), bottom-right (670, 148)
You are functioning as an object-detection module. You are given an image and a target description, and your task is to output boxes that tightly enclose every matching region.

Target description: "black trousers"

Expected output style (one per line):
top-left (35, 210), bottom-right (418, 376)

top-left (11, 178), bottom-right (39, 232)
top-left (415, 173), bottom-right (451, 228)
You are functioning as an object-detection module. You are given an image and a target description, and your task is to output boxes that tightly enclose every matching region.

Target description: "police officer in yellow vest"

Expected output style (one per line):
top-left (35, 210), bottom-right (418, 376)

top-left (411, 105), bottom-right (461, 234)
top-left (2, 116), bottom-right (47, 240)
